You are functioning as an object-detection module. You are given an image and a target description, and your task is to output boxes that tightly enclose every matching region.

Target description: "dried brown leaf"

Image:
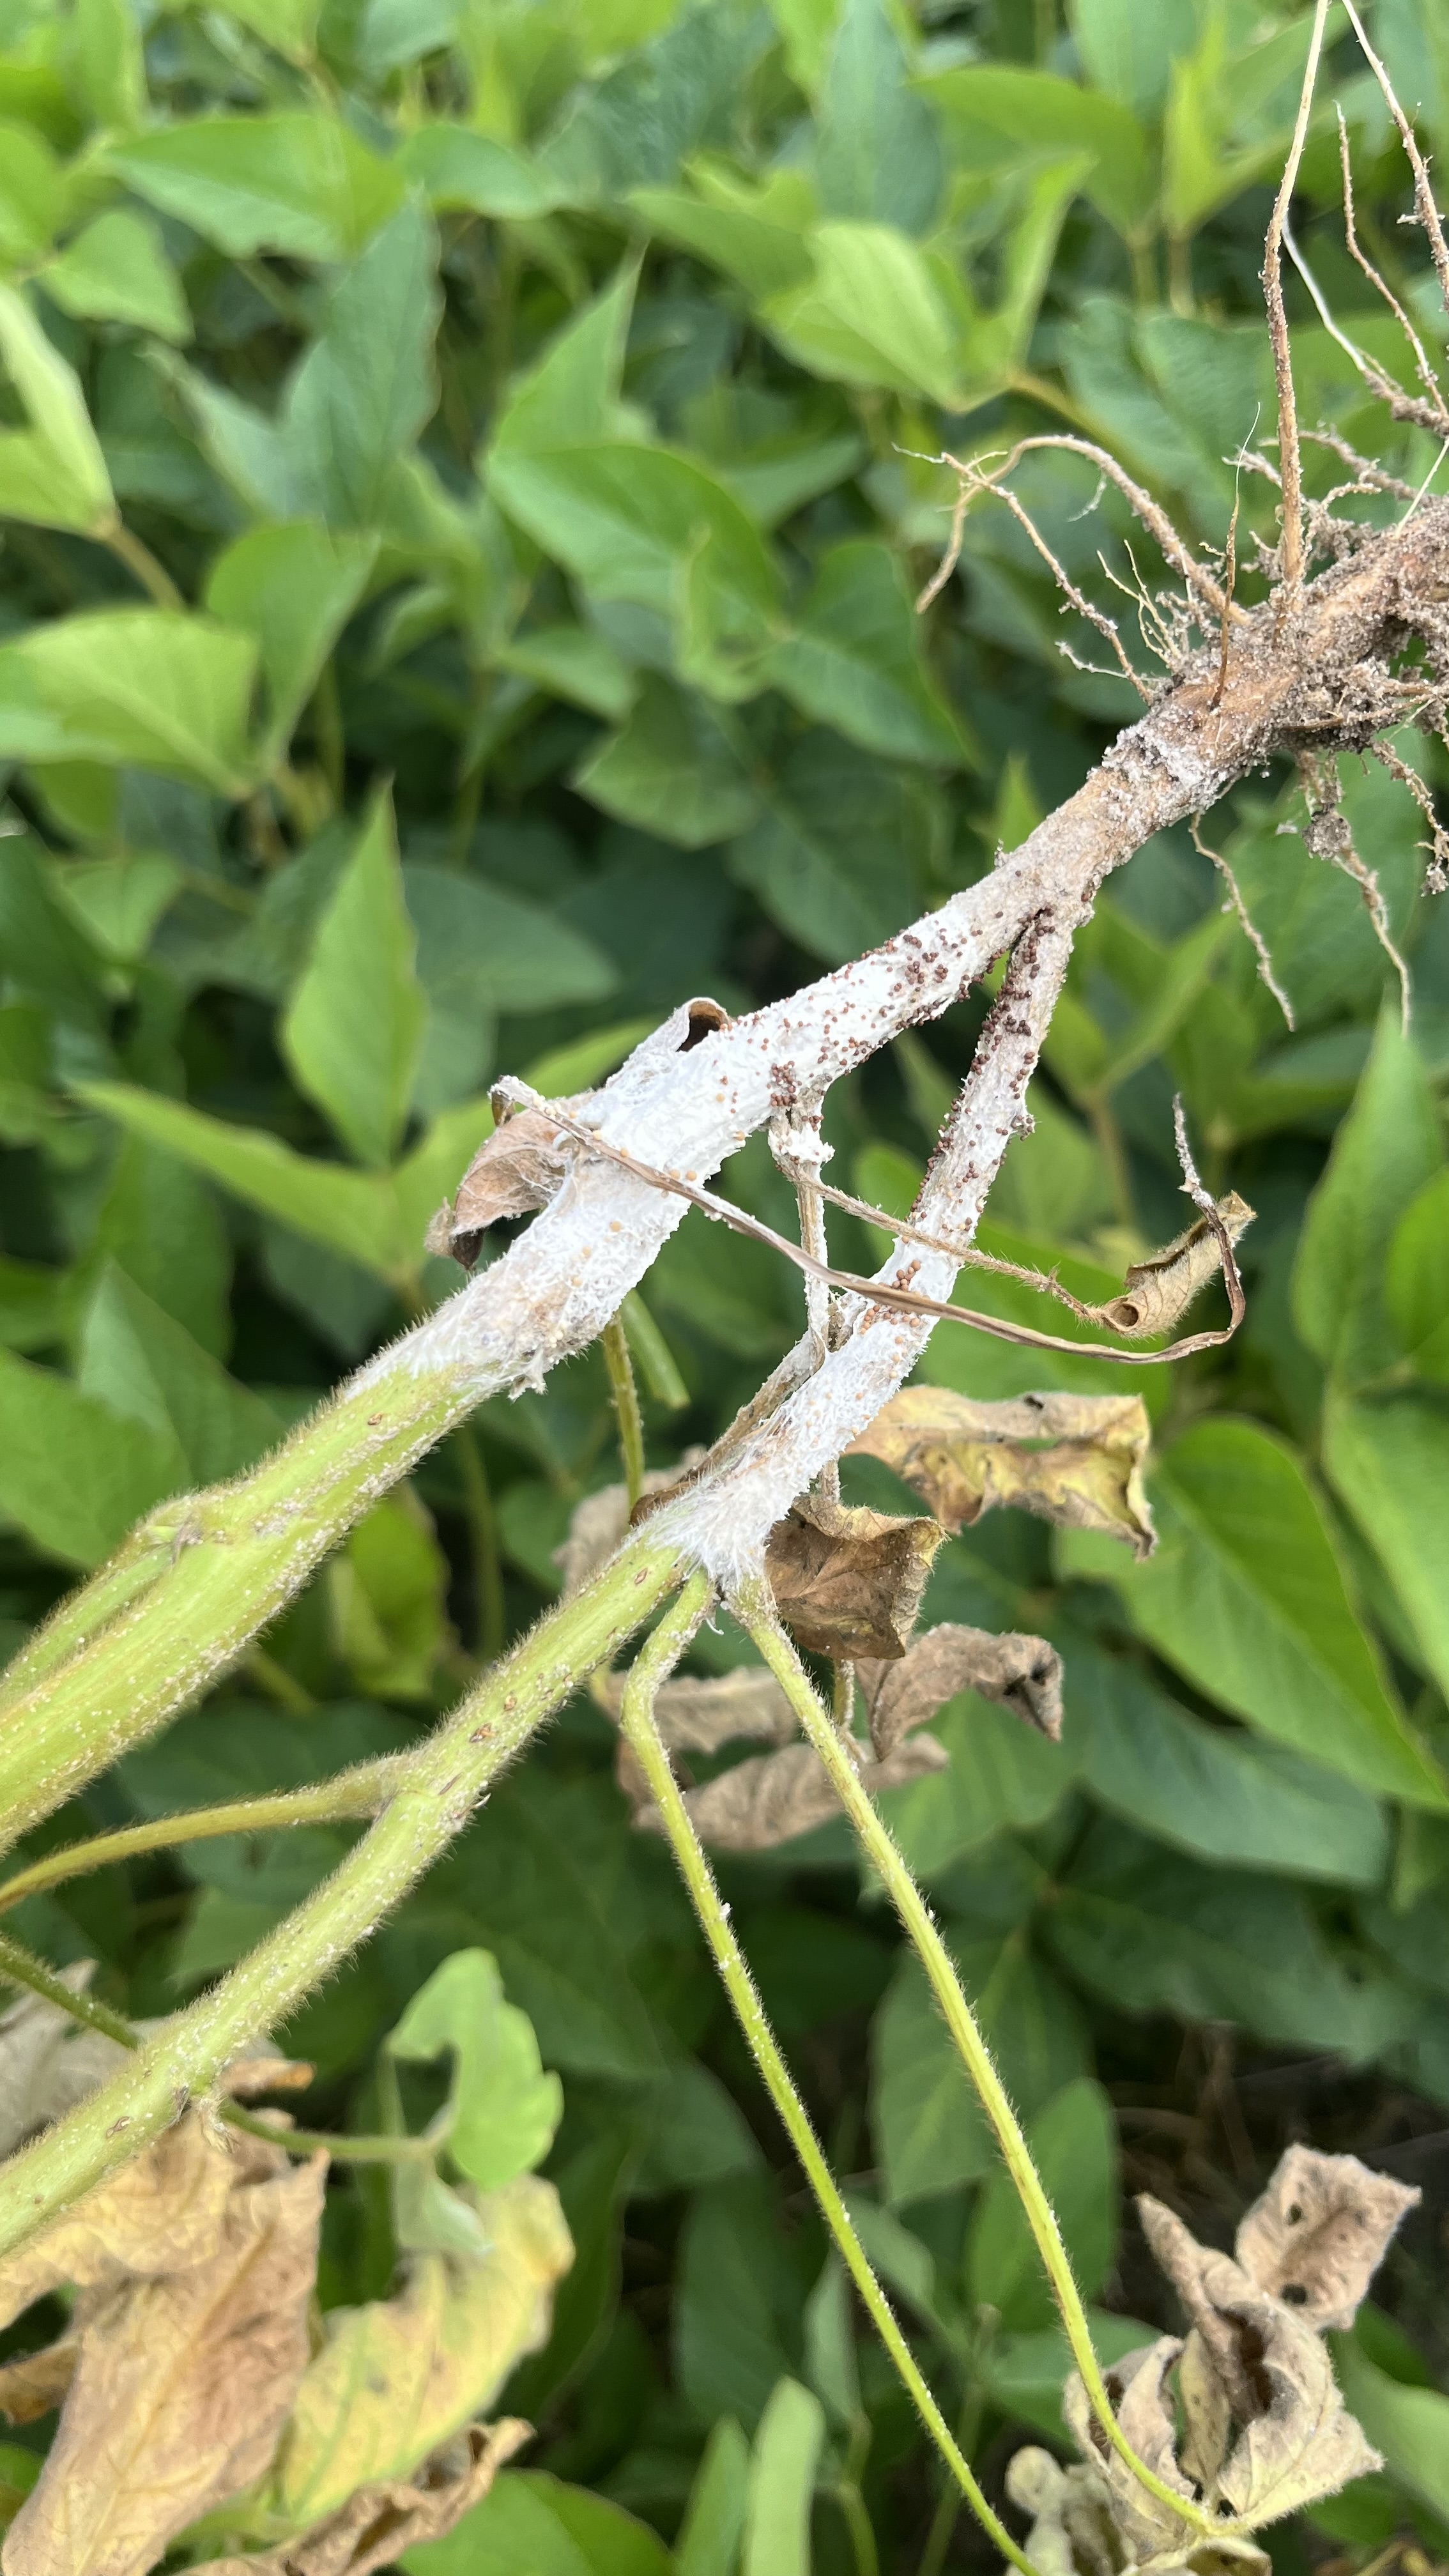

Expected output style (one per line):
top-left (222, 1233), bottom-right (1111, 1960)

top-left (1002, 2446), bottom-right (1120, 2576)
top-left (594, 1664), bottom-right (798, 1754)
top-left (1091, 1195), bottom-right (1254, 1338)
top-left (634, 1732), bottom-right (946, 1853)
top-left (197, 2419), bottom-right (530, 2576)
top-left (1208, 2285), bottom-right (1381, 2524)
top-left (0, 2333), bottom-right (78, 2425)
top-left (3, 2127), bottom-right (325, 2576)
top-left (1234, 2145), bottom-right (1420, 2333)
top-left (1137, 2196), bottom-right (1267, 2425)
top-left (848, 1389), bottom-right (1154, 1560)
top-left (0, 2108), bottom-right (241, 2331)
top-left (424, 1105), bottom-right (571, 1268)
top-left (1064, 2336), bottom-right (1199, 2561)
top-left (1179, 2326), bottom-right (1232, 2494)
top-left (765, 1495), bottom-right (947, 1660)
top-left (259, 2175), bottom-right (571, 2535)
top-left (857, 1623), bottom-right (1064, 1754)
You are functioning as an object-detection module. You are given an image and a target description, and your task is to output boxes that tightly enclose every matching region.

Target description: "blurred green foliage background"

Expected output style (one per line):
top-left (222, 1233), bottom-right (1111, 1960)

top-left (2, 0), bottom-right (1449, 2564)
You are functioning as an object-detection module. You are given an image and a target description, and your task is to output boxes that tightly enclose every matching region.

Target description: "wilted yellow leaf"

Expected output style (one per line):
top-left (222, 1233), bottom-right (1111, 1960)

top-left (848, 1388), bottom-right (1154, 1558)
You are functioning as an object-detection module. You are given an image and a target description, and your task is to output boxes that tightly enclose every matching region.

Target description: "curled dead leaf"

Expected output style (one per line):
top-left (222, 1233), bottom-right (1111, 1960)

top-left (848, 1389), bottom-right (1154, 1560)
top-left (1233, 2145), bottom-right (1420, 2333)
top-left (1090, 1194), bottom-right (1254, 1339)
top-left (424, 1103), bottom-right (572, 1269)
top-left (2, 2119), bottom-right (325, 2576)
top-left (1064, 2336), bottom-right (1201, 2563)
top-left (196, 2419), bottom-right (530, 2576)
top-left (1002, 2444), bottom-right (1122, 2576)
top-left (633, 1731), bottom-right (947, 1853)
top-left (857, 1622), bottom-right (1064, 1754)
top-left (765, 1495), bottom-right (947, 1660)
top-left (0, 2334), bottom-right (78, 2425)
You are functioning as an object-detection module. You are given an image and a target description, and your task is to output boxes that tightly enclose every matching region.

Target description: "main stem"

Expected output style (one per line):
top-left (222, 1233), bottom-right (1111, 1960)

top-left (617, 1582), bottom-right (1040, 2576)
top-left (0, 1526), bottom-right (686, 2263)
top-left (738, 1591), bottom-right (1213, 2540)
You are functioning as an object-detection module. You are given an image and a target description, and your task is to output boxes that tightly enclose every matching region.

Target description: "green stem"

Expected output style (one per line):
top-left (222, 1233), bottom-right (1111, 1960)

top-left (455, 1425), bottom-right (506, 1662)
top-left (102, 519), bottom-right (184, 610)
top-left (0, 1762), bottom-right (402, 1918)
top-left (602, 1312), bottom-right (646, 1512)
top-left (245, 1646), bottom-right (317, 1712)
top-left (0, 1368), bottom-right (466, 1859)
top-left (0, 1526), bottom-right (686, 2265)
top-left (617, 1581), bottom-right (1040, 2576)
top-left (0, 1942), bottom-right (445, 2168)
top-left (737, 1590), bottom-right (1214, 2542)
top-left (834, 2480), bottom-right (880, 2576)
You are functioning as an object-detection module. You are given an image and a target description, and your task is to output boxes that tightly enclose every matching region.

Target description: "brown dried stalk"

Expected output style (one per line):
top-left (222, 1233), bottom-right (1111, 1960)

top-left (1262, 0), bottom-right (1335, 610)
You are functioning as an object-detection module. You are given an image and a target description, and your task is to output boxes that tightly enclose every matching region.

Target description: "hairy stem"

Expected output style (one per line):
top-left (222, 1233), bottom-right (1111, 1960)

top-left (0, 1526), bottom-right (685, 2263)
top-left (0, 1762), bottom-right (403, 1918)
top-left (737, 1591), bottom-right (1214, 2540)
top-left (602, 1313), bottom-right (647, 1512)
top-left (617, 1578), bottom-right (1041, 2576)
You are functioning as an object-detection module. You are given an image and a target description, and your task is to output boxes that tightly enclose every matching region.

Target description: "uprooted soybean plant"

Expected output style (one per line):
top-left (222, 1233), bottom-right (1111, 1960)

top-left (0, 0), bottom-right (1448, 2567)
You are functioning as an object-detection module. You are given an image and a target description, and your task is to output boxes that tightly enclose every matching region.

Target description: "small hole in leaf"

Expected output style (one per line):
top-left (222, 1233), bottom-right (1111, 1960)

top-left (1282, 2281), bottom-right (1308, 2304)
top-left (1285, 2204), bottom-right (1303, 2223)
top-left (1216, 2501), bottom-right (1235, 2518)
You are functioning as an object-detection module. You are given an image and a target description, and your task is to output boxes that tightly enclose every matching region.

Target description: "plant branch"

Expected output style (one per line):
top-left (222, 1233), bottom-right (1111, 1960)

top-left (101, 519), bottom-right (185, 611)
top-left (602, 1314), bottom-right (647, 1512)
top-left (0, 1762), bottom-right (403, 1918)
top-left (0, 1523), bottom-right (686, 2264)
top-left (615, 1577), bottom-right (1041, 2576)
top-left (1263, 0), bottom-right (1333, 608)
top-left (734, 1592), bottom-right (1215, 2540)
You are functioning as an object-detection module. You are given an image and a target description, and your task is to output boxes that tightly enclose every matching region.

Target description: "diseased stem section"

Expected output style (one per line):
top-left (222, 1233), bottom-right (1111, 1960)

top-left (0, 1524), bottom-right (686, 2264)
top-left (616, 1579), bottom-right (1040, 2576)
top-left (737, 1592), bottom-right (1214, 2541)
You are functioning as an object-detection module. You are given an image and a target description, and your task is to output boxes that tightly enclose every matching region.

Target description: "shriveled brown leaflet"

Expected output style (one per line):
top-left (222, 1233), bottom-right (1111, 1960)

top-left (635, 1733), bottom-right (947, 1855)
top-left (194, 2419), bottom-right (530, 2576)
top-left (764, 1496), bottom-right (946, 1660)
top-left (424, 1104), bottom-right (572, 1269)
top-left (1091, 1194), bottom-right (1254, 1338)
top-left (847, 1389), bottom-right (1154, 1560)
top-left (592, 1664), bottom-right (797, 1754)
top-left (856, 1623), bottom-right (1064, 1754)
top-left (1233, 2143), bottom-right (1420, 2333)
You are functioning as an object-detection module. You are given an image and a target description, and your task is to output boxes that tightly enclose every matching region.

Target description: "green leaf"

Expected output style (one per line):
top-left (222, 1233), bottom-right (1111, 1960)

top-left (744, 2379), bottom-right (825, 2576)
top-left (1070, 0), bottom-right (1197, 117)
top-left (75, 0), bottom-right (146, 128)
top-left (54, 850), bottom-right (182, 963)
top-left (0, 610), bottom-right (258, 793)
top-left (92, 1131), bottom-right (230, 1357)
top-left (0, 120), bottom-right (61, 264)
top-left (40, 210), bottom-right (190, 342)
top-left (1062, 1418), bottom-right (1446, 1807)
top-left (497, 621), bottom-right (638, 721)
top-left (329, 1487), bottom-right (451, 1702)
top-left (1387, 1169), bottom-right (1449, 1383)
top-left (1331, 2336), bottom-right (1449, 2521)
top-left (878, 1694), bottom-right (1071, 1881)
top-left (730, 732), bottom-right (940, 963)
top-left (1294, 1011), bottom-right (1443, 1385)
top-left (677, 2420), bottom-right (751, 2576)
top-left (871, 1936), bottom-right (1087, 2205)
top-left (983, 2312), bottom-right (1156, 2446)
top-left (1324, 1390), bottom-right (1449, 1710)
top-left (388, 1948), bottom-right (563, 2192)
top-left (1045, 1818), bottom-right (1415, 2056)
top-left (204, 523), bottom-right (378, 757)
top-left (404, 2470), bottom-right (673, 2576)
top-left (0, 1346), bottom-right (181, 1567)
top-left (813, 0), bottom-right (942, 235)
top-left (217, 0), bottom-right (323, 63)
top-left (491, 266), bottom-right (642, 456)
top-left (922, 64), bottom-right (1153, 239)
top-left (403, 864), bottom-right (617, 1112)
top-left (762, 538), bottom-right (968, 764)
top-left (397, 122), bottom-right (564, 219)
top-left (283, 790), bottom-right (426, 1167)
top-left (77, 1262), bottom-right (279, 1485)
top-left (109, 113), bottom-right (404, 261)
top-left (762, 219), bottom-right (965, 403)
top-left (967, 2078), bottom-right (1118, 2329)
top-left (0, 282), bottom-right (114, 533)
top-left (284, 204), bottom-right (441, 528)
top-left (1062, 1632), bottom-right (1390, 1886)
top-left (574, 676), bottom-right (760, 847)
top-left (0, 832), bottom-right (111, 1025)
top-left (675, 2178), bottom-right (801, 2429)
top-left (75, 1082), bottom-right (411, 1278)
top-left (517, 1020), bottom-right (656, 1101)
top-left (631, 168), bottom-right (816, 302)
